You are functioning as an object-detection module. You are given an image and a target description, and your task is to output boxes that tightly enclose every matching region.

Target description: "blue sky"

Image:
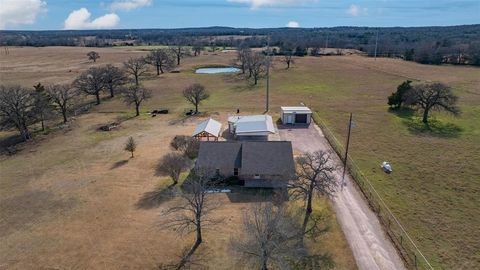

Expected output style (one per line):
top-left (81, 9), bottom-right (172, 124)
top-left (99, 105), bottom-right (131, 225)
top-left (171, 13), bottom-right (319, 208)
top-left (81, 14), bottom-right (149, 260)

top-left (1, 0), bottom-right (479, 30)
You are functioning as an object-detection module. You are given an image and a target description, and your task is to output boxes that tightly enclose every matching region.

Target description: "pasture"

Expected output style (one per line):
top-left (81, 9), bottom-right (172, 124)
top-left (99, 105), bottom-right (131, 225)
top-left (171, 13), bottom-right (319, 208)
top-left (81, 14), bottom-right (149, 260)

top-left (0, 47), bottom-right (355, 269)
top-left (1, 46), bottom-right (479, 269)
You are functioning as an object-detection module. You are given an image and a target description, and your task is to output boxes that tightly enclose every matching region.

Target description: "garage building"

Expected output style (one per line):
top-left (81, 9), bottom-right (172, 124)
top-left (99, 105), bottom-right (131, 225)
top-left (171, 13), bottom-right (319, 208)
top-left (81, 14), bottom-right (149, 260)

top-left (280, 106), bottom-right (312, 124)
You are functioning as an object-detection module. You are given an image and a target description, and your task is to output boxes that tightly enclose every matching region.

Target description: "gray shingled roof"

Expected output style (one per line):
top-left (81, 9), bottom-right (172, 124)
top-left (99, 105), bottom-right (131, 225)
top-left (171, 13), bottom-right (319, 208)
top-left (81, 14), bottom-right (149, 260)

top-left (195, 141), bottom-right (242, 169)
top-left (195, 141), bottom-right (295, 177)
top-left (241, 141), bottom-right (295, 176)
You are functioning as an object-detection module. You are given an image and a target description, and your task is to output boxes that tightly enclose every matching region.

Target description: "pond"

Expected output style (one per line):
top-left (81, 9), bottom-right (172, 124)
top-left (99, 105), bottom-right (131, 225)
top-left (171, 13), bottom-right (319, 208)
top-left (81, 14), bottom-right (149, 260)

top-left (195, 67), bottom-right (241, 74)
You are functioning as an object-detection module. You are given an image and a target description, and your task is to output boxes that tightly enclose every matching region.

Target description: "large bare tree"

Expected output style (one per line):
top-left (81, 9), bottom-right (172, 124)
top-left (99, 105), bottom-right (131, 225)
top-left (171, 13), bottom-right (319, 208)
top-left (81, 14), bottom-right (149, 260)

top-left (248, 52), bottom-right (269, 85)
top-left (0, 85), bottom-right (36, 141)
top-left (231, 203), bottom-right (306, 270)
top-left (192, 42), bottom-right (204, 56)
top-left (102, 64), bottom-right (126, 97)
top-left (156, 153), bottom-right (191, 185)
top-left (170, 44), bottom-right (190, 65)
top-left (404, 82), bottom-right (460, 124)
top-left (237, 46), bottom-right (252, 74)
top-left (145, 49), bottom-right (175, 75)
top-left (123, 57), bottom-right (148, 86)
top-left (290, 151), bottom-right (338, 235)
top-left (74, 67), bottom-right (106, 105)
top-left (46, 84), bottom-right (78, 123)
top-left (87, 51), bottom-right (100, 63)
top-left (122, 85), bottom-right (152, 116)
top-left (162, 171), bottom-right (219, 269)
top-left (183, 83), bottom-right (210, 114)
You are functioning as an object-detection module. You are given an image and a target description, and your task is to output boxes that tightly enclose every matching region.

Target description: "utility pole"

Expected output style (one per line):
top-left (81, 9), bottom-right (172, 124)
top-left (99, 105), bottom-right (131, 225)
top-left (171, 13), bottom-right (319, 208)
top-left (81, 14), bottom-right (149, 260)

top-left (341, 113), bottom-right (353, 189)
top-left (265, 35), bottom-right (270, 112)
top-left (324, 33), bottom-right (329, 53)
top-left (374, 30), bottom-right (379, 61)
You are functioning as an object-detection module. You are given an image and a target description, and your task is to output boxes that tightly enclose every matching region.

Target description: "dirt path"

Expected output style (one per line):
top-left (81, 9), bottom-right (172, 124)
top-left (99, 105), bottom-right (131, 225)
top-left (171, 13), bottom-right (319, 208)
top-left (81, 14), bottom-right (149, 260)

top-left (279, 124), bottom-right (406, 270)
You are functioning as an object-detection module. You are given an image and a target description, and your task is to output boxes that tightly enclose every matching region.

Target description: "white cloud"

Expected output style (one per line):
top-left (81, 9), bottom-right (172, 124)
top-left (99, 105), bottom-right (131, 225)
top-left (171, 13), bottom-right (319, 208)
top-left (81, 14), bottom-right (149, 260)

top-left (228, 0), bottom-right (314, 9)
top-left (286, 21), bottom-right (300, 28)
top-left (64, 8), bottom-right (120, 30)
top-left (110, 0), bottom-right (152, 11)
top-left (346, 4), bottom-right (368, 16)
top-left (0, 0), bottom-right (46, 29)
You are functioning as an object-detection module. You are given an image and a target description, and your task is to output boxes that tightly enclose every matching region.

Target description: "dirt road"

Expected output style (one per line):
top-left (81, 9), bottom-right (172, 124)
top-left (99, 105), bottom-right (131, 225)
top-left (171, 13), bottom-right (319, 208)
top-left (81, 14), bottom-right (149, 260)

top-left (279, 124), bottom-right (406, 270)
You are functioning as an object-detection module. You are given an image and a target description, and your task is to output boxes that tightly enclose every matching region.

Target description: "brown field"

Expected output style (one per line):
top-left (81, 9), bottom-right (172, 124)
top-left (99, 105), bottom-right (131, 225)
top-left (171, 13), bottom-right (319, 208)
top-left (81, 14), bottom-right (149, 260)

top-left (0, 47), bottom-right (356, 269)
top-left (1, 46), bottom-right (479, 269)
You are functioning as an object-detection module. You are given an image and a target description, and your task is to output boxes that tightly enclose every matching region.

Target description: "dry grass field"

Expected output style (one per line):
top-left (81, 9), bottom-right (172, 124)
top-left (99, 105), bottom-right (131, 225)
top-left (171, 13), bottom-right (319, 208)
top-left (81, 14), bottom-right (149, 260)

top-left (1, 46), bottom-right (479, 269)
top-left (0, 47), bottom-right (355, 269)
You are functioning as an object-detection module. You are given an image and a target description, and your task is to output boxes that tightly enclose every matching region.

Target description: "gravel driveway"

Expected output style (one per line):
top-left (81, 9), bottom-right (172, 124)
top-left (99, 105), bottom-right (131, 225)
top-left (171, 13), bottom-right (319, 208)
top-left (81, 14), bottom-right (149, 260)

top-left (279, 124), bottom-right (406, 270)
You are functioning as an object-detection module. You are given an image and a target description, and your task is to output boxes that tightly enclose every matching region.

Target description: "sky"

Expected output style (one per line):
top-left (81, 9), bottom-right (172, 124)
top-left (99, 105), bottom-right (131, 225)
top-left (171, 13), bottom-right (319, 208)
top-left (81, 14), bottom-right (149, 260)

top-left (0, 0), bottom-right (479, 30)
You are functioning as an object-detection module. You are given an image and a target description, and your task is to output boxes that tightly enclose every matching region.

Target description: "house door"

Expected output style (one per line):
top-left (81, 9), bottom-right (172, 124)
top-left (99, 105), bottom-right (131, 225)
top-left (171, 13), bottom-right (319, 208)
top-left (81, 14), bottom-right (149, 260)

top-left (286, 114), bottom-right (294, 124)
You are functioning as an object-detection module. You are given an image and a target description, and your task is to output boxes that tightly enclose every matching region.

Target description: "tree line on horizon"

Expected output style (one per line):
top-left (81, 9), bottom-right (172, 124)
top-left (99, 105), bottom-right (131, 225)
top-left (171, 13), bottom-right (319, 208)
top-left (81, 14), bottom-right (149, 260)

top-left (1, 25), bottom-right (479, 66)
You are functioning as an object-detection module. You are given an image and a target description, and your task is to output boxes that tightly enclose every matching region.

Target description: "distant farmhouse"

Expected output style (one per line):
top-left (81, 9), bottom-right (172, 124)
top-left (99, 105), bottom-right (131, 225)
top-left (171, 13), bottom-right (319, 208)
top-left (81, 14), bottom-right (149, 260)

top-left (195, 141), bottom-right (295, 188)
top-left (227, 115), bottom-right (275, 140)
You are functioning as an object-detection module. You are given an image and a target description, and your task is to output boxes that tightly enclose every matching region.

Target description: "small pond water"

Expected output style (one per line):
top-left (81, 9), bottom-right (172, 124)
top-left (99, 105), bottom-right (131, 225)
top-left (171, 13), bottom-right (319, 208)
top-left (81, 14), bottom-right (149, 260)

top-left (195, 67), bottom-right (241, 74)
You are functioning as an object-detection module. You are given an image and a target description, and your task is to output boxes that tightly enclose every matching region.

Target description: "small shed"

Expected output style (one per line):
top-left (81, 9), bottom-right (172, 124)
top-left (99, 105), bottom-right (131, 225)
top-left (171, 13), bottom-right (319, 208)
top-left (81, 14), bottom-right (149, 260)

top-left (193, 118), bottom-right (222, 141)
top-left (280, 106), bottom-right (312, 124)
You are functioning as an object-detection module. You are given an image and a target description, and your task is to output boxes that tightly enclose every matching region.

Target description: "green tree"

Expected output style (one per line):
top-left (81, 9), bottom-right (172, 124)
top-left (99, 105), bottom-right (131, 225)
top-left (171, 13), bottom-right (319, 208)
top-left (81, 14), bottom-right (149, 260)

top-left (387, 80), bottom-right (412, 109)
top-left (124, 137), bottom-right (137, 158)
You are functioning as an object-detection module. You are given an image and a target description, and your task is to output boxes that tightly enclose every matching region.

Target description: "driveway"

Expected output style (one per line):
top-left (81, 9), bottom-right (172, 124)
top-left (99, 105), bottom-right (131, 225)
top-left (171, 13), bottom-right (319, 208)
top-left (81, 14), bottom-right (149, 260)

top-left (279, 124), bottom-right (406, 270)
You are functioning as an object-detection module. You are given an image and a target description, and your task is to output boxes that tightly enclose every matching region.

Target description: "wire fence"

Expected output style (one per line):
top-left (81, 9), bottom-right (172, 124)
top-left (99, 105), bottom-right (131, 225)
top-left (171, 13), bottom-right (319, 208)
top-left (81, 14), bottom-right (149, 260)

top-left (311, 111), bottom-right (434, 270)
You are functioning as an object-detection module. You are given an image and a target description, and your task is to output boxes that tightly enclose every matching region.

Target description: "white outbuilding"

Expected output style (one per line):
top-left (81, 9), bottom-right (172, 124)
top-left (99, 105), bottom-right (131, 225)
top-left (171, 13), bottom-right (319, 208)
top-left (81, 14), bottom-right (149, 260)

top-left (228, 115), bottom-right (275, 140)
top-left (280, 106), bottom-right (312, 124)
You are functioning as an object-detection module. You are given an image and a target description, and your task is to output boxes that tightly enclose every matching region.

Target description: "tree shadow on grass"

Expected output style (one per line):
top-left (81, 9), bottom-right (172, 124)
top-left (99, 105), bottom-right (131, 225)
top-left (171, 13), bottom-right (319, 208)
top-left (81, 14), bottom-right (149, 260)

top-left (135, 184), bottom-right (177, 209)
top-left (389, 108), bottom-right (463, 138)
top-left (402, 117), bottom-right (463, 138)
top-left (388, 107), bottom-right (416, 119)
top-left (110, 159), bottom-right (129, 170)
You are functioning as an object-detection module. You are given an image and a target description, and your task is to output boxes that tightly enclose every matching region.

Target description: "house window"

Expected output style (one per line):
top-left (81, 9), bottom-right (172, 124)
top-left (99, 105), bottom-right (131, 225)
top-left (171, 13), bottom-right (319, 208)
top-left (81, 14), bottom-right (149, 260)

top-left (234, 168), bottom-right (239, 176)
top-left (254, 174), bottom-right (260, 179)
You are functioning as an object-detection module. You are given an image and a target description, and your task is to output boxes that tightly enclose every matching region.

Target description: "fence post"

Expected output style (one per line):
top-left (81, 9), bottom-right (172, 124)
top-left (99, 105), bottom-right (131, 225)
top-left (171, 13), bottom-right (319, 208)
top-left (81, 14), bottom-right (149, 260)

top-left (415, 254), bottom-right (418, 269)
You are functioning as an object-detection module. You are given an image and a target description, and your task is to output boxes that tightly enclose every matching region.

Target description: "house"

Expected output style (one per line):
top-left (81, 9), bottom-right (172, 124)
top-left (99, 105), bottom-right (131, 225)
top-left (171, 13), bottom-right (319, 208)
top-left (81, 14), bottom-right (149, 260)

top-left (280, 106), bottom-right (312, 124)
top-left (227, 115), bottom-right (275, 140)
top-left (192, 118), bottom-right (222, 141)
top-left (195, 141), bottom-right (295, 188)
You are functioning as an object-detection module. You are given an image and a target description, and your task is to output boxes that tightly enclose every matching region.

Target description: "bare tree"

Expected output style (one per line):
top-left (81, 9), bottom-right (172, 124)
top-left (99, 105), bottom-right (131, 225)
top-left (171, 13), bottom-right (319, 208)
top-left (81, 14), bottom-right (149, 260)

top-left (46, 84), bottom-right (78, 123)
top-left (124, 136), bottom-right (137, 158)
top-left (157, 153), bottom-right (191, 185)
top-left (87, 51), bottom-right (100, 63)
top-left (74, 67), bottom-right (106, 105)
top-left (290, 151), bottom-right (338, 234)
top-left (0, 85), bottom-right (35, 141)
top-left (162, 171), bottom-right (219, 270)
top-left (281, 46), bottom-right (295, 69)
top-left (170, 45), bottom-right (190, 65)
top-left (237, 46), bottom-right (252, 74)
top-left (102, 64), bottom-right (126, 97)
top-left (192, 43), bottom-right (204, 56)
top-left (183, 83), bottom-right (210, 114)
top-left (248, 52), bottom-right (269, 85)
top-left (32, 83), bottom-right (53, 131)
top-left (145, 49), bottom-right (175, 75)
top-left (122, 85), bottom-right (152, 116)
top-left (124, 57), bottom-right (148, 86)
top-left (231, 203), bottom-right (306, 270)
top-left (404, 82), bottom-right (460, 124)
